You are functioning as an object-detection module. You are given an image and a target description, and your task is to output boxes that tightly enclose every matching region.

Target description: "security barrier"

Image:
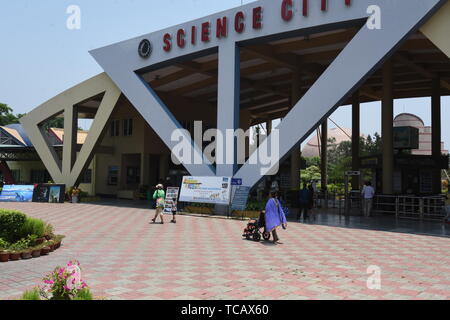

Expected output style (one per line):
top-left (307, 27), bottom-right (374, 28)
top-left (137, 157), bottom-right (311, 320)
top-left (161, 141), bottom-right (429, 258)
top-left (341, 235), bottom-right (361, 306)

top-left (374, 194), bottom-right (447, 221)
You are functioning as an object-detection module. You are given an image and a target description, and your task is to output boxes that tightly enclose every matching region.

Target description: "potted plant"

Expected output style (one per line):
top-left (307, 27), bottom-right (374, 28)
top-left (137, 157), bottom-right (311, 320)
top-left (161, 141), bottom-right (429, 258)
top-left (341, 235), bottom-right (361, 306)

top-left (21, 248), bottom-right (33, 260)
top-left (71, 187), bottom-right (81, 203)
top-left (31, 245), bottom-right (42, 258)
top-left (40, 246), bottom-right (51, 255)
top-left (47, 240), bottom-right (55, 252)
top-left (0, 239), bottom-right (10, 262)
top-left (9, 250), bottom-right (21, 261)
top-left (43, 223), bottom-right (54, 241)
top-left (0, 250), bottom-right (9, 262)
top-left (53, 235), bottom-right (65, 249)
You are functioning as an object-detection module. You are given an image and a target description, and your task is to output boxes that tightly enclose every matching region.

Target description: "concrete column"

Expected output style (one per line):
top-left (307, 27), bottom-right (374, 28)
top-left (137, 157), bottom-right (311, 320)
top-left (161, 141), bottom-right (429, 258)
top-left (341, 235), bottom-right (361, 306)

top-left (382, 60), bottom-right (394, 194)
top-left (63, 107), bottom-right (78, 181)
top-left (431, 75), bottom-right (442, 194)
top-left (216, 44), bottom-right (240, 177)
top-left (290, 71), bottom-right (301, 190)
top-left (140, 153), bottom-right (150, 186)
top-left (351, 91), bottom-right (360, 190)
top-left (321, 119), bottom-right (328, 191)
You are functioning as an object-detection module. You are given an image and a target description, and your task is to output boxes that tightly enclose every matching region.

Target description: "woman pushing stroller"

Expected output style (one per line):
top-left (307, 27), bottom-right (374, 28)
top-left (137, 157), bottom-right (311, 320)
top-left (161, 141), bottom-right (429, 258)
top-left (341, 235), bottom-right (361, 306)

top-left (265, 191), bottom-right (288, 244)
top-left (242, 191), bottom-right (287, 244)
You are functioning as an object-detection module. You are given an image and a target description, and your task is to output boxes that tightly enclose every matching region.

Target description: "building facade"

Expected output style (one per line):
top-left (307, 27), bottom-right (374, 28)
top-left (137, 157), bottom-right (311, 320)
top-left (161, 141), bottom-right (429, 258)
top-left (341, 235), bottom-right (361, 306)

top-left (14, 0), bottom-right (450, 197)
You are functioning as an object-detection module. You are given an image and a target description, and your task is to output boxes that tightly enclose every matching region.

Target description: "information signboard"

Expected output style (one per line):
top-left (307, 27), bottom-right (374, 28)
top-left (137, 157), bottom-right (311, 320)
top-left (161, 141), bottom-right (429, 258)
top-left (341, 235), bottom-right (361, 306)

top-left (230, 186), bottom-right (251, 211)
top-left (179, 176), bottom-right (231, 205)
top-left (163, 187), bottom-right (180, 214)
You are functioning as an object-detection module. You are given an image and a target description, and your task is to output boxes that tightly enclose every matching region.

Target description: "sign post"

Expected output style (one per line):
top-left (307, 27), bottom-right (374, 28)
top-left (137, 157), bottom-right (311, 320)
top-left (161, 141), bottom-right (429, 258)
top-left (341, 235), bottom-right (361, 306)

top-left (163, 187), bottom-right (180, 214)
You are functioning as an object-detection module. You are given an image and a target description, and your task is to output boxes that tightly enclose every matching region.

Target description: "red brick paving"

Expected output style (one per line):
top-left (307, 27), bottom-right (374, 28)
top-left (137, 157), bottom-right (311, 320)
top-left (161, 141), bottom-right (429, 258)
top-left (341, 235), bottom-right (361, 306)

top-left (0, 202), bottom-right (449, 300)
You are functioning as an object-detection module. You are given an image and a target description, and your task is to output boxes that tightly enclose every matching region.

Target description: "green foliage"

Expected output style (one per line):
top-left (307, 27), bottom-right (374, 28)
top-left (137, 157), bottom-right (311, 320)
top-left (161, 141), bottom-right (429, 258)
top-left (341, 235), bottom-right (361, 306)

top-left (245, 200), bottom-right (265, 211)
top-left (20, 217), bottom-right (45, 238)
top-left (301, 165), bottom-right (321, 184)
top-left (317, 132), bottom-right (382, 184)
top-left (0, 103), bottom-right (25, 126)
top-left (73, 288), bottom-right (93, 300)
top-left (0, 238), bottom-right (10, 250)
top-left (42, 117), bottom-right (64, 130)
top-left (304, 156), bottom-right (321, 168)
top-left (44, 223), bottom-right (54, 237)
top-left (9, 238), bottom-right (31, 252)
top-left (21, 288), bottom-right (41, 300)
top-left (361, 133), bottom-right (382, 156)
top-left (0, 209), bottom-right (27, 242)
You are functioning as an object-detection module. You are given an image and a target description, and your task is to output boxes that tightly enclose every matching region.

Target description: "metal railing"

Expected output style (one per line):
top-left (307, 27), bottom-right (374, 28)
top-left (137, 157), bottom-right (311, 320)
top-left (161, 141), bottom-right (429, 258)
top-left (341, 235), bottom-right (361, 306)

top-left (373, 194), bottom-right (447, 221)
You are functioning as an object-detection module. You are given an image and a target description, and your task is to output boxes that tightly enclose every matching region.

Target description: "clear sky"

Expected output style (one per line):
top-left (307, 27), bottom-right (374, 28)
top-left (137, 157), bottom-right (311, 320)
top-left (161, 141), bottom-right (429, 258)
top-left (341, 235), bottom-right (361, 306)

top-left (0, 0), bottom-right (449, 147)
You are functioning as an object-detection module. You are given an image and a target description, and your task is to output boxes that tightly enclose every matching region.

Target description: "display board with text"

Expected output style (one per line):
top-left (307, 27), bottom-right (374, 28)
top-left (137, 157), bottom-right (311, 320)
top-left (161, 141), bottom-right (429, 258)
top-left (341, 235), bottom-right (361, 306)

top-left (163, 187), bottom-right (180, 214)
top-left (179, 176), bottom-right (231, 205)
top-left (0, 185), bottom-right (35, 202)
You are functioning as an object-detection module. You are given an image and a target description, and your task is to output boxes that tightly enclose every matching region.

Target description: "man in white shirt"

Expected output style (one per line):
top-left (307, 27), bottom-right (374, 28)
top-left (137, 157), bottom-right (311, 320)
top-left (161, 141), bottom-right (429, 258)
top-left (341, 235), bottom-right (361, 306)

top-left (361, 181), bottom-right (375, 217)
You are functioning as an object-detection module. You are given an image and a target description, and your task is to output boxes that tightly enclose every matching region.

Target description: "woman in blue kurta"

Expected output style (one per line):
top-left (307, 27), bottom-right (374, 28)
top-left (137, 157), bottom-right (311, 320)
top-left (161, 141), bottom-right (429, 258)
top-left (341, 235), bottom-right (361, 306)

top-left (265, 191), bottom-right (287, 244)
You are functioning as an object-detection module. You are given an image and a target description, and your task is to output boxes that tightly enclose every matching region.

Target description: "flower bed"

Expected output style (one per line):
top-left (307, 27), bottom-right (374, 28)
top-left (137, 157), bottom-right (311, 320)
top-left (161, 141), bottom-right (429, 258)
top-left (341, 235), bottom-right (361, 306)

top-left (20, 260), bottom-right (93, 300)
top-left (0, 209), bottom-right (65, 263)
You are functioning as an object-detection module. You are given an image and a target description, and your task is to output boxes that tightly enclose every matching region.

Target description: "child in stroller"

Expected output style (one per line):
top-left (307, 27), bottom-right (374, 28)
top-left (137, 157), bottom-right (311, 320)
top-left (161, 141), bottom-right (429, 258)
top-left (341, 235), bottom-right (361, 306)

top-left (242, 210), bottom-right (271, 242)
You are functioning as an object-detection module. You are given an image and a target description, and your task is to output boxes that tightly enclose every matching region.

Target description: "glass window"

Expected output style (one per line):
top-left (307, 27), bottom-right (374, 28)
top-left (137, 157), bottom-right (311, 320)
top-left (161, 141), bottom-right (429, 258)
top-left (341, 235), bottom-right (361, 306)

top-left (126, 166), bottom-right (140, 184)
top-left (110, 120), bottom-right (120, 137)
top-left (123, 119), bottom-right (133, 136)
top-left (31, 170), bottom-right (51, 184)
top-left (107, 166), bottom-right (119, 186)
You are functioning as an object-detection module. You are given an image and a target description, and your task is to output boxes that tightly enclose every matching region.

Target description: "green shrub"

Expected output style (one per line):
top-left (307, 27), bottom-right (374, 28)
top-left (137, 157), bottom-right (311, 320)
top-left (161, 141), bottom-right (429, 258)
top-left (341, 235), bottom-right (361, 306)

top-left (44, 223), bottom-right (54, 237)
top-left (9, 238), bottom-right (30, 252)
top-left (73, 288), bottom-right (93, 300)
top-left (20, 217), bottom-right (45, 238)
top-left (21, 288), bottom-right (41, 300)
top-left (0, 210), bottom-right (27, 242)
top-left (0, 238), bottom-right (10, 250)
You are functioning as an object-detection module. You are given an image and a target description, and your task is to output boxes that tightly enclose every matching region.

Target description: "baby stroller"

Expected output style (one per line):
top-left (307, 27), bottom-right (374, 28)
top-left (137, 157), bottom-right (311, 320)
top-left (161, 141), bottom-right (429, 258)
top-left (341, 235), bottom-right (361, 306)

top-left (242, 211), bottom-right (271, 242)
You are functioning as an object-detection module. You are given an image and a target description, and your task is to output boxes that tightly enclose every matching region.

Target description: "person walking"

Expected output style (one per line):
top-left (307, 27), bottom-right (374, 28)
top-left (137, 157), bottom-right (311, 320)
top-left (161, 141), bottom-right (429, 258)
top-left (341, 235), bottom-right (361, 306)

top-left (361, 181), bottom-right (375, 217)
top-left (297, 184), bottom-right (310, 221)
top-left (307, 184), bottom-right (316, 221)
top-left (265, 191), bottom-right (287, 244)
top-left (170, 199), bottom-right (178, 224)
top-left (151, 184), bottom-right (165, 224)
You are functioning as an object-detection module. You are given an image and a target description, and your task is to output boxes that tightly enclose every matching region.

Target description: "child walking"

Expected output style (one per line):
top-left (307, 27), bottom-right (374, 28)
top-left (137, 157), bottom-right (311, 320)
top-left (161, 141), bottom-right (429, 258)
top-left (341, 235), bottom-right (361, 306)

top-left (171, 199), bottom-right (178, 223)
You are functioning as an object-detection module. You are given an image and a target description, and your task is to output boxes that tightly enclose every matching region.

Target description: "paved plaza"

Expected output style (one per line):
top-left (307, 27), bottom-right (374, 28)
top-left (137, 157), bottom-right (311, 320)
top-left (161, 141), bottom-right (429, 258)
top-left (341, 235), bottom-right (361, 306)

top-left (0, 202), bottom-right (449, 300)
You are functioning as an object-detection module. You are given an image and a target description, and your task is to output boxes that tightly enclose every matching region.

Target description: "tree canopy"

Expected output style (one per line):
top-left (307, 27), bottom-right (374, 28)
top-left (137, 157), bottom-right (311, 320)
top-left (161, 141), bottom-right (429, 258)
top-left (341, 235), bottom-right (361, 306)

top-left (0, 103), bottom-right (25, 126)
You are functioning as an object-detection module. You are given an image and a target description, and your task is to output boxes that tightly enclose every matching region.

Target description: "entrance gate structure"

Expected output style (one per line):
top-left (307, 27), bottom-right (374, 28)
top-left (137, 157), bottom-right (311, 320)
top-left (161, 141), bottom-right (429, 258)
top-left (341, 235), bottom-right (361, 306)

top-left (20, 0), bottom-right (450, 194)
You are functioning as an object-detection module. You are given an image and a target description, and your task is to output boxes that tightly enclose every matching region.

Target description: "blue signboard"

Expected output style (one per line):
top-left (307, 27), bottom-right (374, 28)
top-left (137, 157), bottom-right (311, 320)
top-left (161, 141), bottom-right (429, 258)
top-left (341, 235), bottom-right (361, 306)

top-left (0, 185), bottom-right (35, 202)
top-left (231, 178), bottom-right (242, 186)
top-left (231, 186), bottom-right (251, 211)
